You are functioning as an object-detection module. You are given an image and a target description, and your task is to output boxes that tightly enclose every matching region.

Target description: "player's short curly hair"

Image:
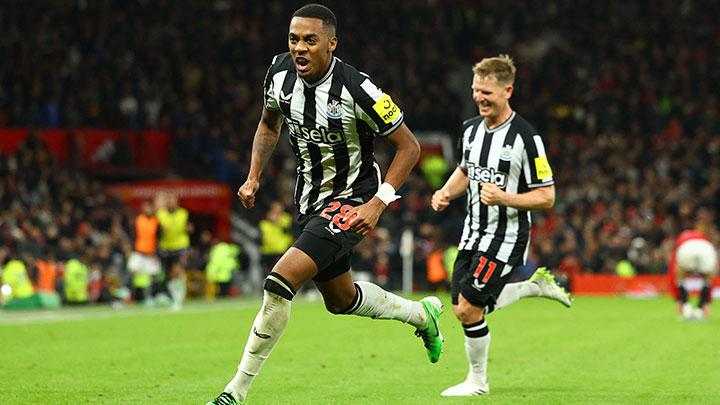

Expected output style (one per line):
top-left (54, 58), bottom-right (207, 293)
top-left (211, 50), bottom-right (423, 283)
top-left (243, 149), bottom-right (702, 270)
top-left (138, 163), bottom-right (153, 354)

top-left (292, 4), bottom-right (337, 34)
top-left (472, 54), bottom-right (516, 85)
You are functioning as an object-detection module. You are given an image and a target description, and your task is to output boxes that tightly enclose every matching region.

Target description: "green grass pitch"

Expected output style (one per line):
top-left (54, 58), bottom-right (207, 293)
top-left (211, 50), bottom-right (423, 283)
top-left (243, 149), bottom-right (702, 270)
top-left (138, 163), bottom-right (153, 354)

top-left (1, 295), bottom-right (719, 404)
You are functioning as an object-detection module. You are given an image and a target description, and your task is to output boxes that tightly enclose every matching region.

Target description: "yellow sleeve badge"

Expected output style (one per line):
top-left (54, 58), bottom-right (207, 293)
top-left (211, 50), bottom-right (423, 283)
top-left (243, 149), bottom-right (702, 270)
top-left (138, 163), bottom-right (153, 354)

top-left (372, 93), bottom-right (401, 124)
top-left (534, 156), bottom-right (553, 180)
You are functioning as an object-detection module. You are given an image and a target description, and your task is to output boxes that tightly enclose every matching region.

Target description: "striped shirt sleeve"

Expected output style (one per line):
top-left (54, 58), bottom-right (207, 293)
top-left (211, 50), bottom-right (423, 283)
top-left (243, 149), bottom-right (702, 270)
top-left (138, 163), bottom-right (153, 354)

top-left (263, 55), bottom-right (280, 111)
top-left (351, 73), bottom-right (404, 136)
top-left (457, 120), bottom-right (476, 173)
top-left (457, 132), bottom-right (468, 172)
top-left (522, 134), bottom-right (554, 188)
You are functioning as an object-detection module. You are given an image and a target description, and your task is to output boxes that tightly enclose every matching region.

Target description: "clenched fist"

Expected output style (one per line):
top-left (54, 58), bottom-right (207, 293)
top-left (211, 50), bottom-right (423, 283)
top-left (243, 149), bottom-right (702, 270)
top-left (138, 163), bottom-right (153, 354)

top-left (480, 182), bottom-right (506, 206)
top-left (431, 189), bottom-right (451, 212)
top-left (237, 179), bottom-right (260, 208)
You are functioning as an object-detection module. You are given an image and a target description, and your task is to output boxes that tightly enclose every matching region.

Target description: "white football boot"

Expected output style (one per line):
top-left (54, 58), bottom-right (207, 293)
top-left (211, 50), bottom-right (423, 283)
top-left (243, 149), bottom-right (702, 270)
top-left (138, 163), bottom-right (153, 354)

top-left (530, 267), bottom-right (573, 308)
top-left (441, 380), bottom-right (489, 397)
top-left (681, 303), bottom-right (695, 320)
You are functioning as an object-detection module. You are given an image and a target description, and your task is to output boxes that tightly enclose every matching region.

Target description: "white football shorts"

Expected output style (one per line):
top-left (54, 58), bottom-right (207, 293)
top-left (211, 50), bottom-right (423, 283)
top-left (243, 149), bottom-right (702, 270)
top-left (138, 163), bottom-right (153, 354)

top-left (676, 239), bottom-right (718, 275)
top-left (128, 252), bottom-right (161, 275)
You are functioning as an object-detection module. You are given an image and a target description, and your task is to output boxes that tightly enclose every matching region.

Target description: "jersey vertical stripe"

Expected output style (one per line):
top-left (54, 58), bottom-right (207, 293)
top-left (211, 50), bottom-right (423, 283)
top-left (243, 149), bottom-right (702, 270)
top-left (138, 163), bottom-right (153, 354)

top-left (467, 127), bottom-right (494, 250)
top-left (457, 112), bottom-right (554, 265)
top-left (482, 130), bottom-right (518, 258)
top-left (341, 86), bottom-right (362, 195)
top-left (459, 122), bottom-right (481, 246)
top-left (276, 71), bottom-right (303, 208)
top-left (287, 77), bottom-right (313, 212)
top-left (302, 86), bottom-right (324, 213)
top-left (475, 129), bottom-right (506, 253)
top-left (308, 78), bottom-right (339, 211)
top-left (263, 53), bottom-right (404, 215)
top-left (327, 68), bottom-right (350, 203)
top-left (496, 134), bottom-right (526, 261)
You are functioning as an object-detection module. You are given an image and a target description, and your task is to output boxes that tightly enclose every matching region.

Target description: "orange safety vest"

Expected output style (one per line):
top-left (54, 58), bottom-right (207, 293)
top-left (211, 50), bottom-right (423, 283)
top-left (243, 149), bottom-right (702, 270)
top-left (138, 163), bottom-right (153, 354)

top-left (135, 214), bottom-right (159, 255)
top-left (36, 259), bottom-right (58, 292)
top-left (426, 250), bottom-right (447, 284)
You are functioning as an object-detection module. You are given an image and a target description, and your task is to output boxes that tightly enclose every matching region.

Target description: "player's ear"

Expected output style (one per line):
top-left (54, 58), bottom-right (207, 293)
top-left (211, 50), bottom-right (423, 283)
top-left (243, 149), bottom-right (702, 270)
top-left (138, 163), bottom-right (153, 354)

top-left (505, 84), bottom-right (514, 99)
top-left (328, 36), bottom-right (337, 53)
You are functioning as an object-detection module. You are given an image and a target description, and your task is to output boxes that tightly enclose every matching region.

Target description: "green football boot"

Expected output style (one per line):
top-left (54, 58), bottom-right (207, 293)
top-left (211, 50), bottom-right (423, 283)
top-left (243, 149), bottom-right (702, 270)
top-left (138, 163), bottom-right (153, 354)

top-left (415, 296), bottom-right (444, 363)
top-left (530, 267), bottom-right (573, 308)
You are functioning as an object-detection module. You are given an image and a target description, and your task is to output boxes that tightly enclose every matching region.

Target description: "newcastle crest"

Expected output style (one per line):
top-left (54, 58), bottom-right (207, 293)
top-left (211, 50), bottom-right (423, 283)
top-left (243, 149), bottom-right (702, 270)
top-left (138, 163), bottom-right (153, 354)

top-left (327, 99), bottom-right (343, 120)
top-left (499, 144), bottom-right (513, 161)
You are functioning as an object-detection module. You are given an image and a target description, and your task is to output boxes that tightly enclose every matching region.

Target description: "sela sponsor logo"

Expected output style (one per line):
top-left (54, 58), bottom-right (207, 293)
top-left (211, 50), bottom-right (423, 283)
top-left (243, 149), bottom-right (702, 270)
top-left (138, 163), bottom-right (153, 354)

top-left (286, 119), bottom-right (346, 145)
top-left (467, 163), bottom-right (508, 188)
top-left (327, 99), bottom-right (343, 119)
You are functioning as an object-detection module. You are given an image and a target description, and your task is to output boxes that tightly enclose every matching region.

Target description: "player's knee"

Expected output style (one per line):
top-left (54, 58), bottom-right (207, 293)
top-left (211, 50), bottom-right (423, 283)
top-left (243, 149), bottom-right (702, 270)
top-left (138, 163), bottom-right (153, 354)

top-left (324, 295), bottom-right (355, 314)
top-left (263, 272), bottom-right (297, 301)
top-left (453, 301), bottom-right (484, 324)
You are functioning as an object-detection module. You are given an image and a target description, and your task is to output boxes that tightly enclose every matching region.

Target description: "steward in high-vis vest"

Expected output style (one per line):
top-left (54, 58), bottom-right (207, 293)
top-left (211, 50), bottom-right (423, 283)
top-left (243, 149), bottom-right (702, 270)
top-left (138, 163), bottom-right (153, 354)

top-left (64, 258), bottom-right (89, 304)
top-left (128, 201), bottom-right (161, 304)
top-left (206, 241), bottom-right (241, 297)
top-left (155, 192), bottom-right (190, 310)
top-left (2, 259), bottom-right (34, 301)
top-left (259, 201), bottom-right (293, 274)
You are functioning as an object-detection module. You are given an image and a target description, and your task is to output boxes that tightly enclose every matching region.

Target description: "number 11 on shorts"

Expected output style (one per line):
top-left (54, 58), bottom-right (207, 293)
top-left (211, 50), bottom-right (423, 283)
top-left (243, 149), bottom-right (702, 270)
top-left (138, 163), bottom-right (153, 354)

top-left (473, 256), bottom-right (497, 283)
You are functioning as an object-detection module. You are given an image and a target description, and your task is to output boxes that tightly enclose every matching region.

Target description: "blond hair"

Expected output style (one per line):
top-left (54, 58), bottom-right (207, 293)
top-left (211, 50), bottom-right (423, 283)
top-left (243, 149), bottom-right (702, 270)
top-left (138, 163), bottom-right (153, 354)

top-left (472, 54), bottom-right (516, 85)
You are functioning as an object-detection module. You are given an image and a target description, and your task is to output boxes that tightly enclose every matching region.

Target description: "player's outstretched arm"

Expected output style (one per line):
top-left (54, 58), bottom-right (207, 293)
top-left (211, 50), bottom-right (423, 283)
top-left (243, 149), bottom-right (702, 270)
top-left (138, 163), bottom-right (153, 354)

top-left (237, 108), bottom-right (284, 209)
top-left (431, 167), bottom-right (469, 212)
top-left (349, 123), bottom-right (420, 236)
top-left (480, 183), bottom-right (555, 210)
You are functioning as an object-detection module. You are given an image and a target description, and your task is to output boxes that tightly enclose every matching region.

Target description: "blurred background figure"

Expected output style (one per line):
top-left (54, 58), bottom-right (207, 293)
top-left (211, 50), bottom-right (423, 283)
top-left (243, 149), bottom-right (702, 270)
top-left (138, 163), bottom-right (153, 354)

top-left (1, 255), bottom-right (34, 304)
top-left (258, 201), bottom-right (293, 275)
top-left (35, 249), bottom-right (60, 298)
top-left (127, 201), bottom-right (161, 306)
top-left (63, 249), bottom-right (90, 305)
top-left (205, 237), bottom-right (241, 299)
top-left (155, 192), bottom-right (191, 310)
top-left (668, 207), bottom-right (719, 320)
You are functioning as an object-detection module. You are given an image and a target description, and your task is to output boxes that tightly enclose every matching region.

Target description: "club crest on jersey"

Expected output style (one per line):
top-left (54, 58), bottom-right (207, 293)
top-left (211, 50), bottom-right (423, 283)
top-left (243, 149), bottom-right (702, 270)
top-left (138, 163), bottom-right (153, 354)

top-left (499, 145), bottom-right (513, 161)
top-left (327, 99), bottom-right (343, 120)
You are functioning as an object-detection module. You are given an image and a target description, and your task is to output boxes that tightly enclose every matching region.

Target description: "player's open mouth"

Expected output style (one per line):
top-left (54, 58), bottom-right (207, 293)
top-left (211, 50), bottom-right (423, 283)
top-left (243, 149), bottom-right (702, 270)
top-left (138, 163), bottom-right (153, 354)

top-left (295, 57), bottom-right (310, 74)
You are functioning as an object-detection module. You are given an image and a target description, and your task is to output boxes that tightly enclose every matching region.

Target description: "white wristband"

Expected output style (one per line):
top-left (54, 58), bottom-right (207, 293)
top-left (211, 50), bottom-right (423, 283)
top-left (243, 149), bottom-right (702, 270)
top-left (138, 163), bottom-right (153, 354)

top-left (374, 182), bottom-right (401, 206)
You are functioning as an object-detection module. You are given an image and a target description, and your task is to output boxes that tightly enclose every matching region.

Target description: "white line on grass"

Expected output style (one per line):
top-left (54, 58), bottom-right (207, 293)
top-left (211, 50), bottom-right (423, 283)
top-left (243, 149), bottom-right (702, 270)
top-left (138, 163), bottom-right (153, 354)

top-left (0, 298), bottom-right (265, 326)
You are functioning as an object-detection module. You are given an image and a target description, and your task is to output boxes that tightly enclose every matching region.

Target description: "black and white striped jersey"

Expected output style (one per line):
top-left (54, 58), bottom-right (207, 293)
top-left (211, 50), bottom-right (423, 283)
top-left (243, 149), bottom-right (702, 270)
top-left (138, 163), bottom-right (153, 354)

top-left (263, 53), bottom-right (404, 215)
top-left (457, 111), bottom-right (554, 265)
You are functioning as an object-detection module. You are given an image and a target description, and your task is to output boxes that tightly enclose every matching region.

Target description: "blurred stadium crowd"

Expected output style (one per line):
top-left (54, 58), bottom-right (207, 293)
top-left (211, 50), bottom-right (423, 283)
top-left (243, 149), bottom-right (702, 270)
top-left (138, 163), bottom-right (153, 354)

top-left (0, 0), bottom-right (718, 300)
